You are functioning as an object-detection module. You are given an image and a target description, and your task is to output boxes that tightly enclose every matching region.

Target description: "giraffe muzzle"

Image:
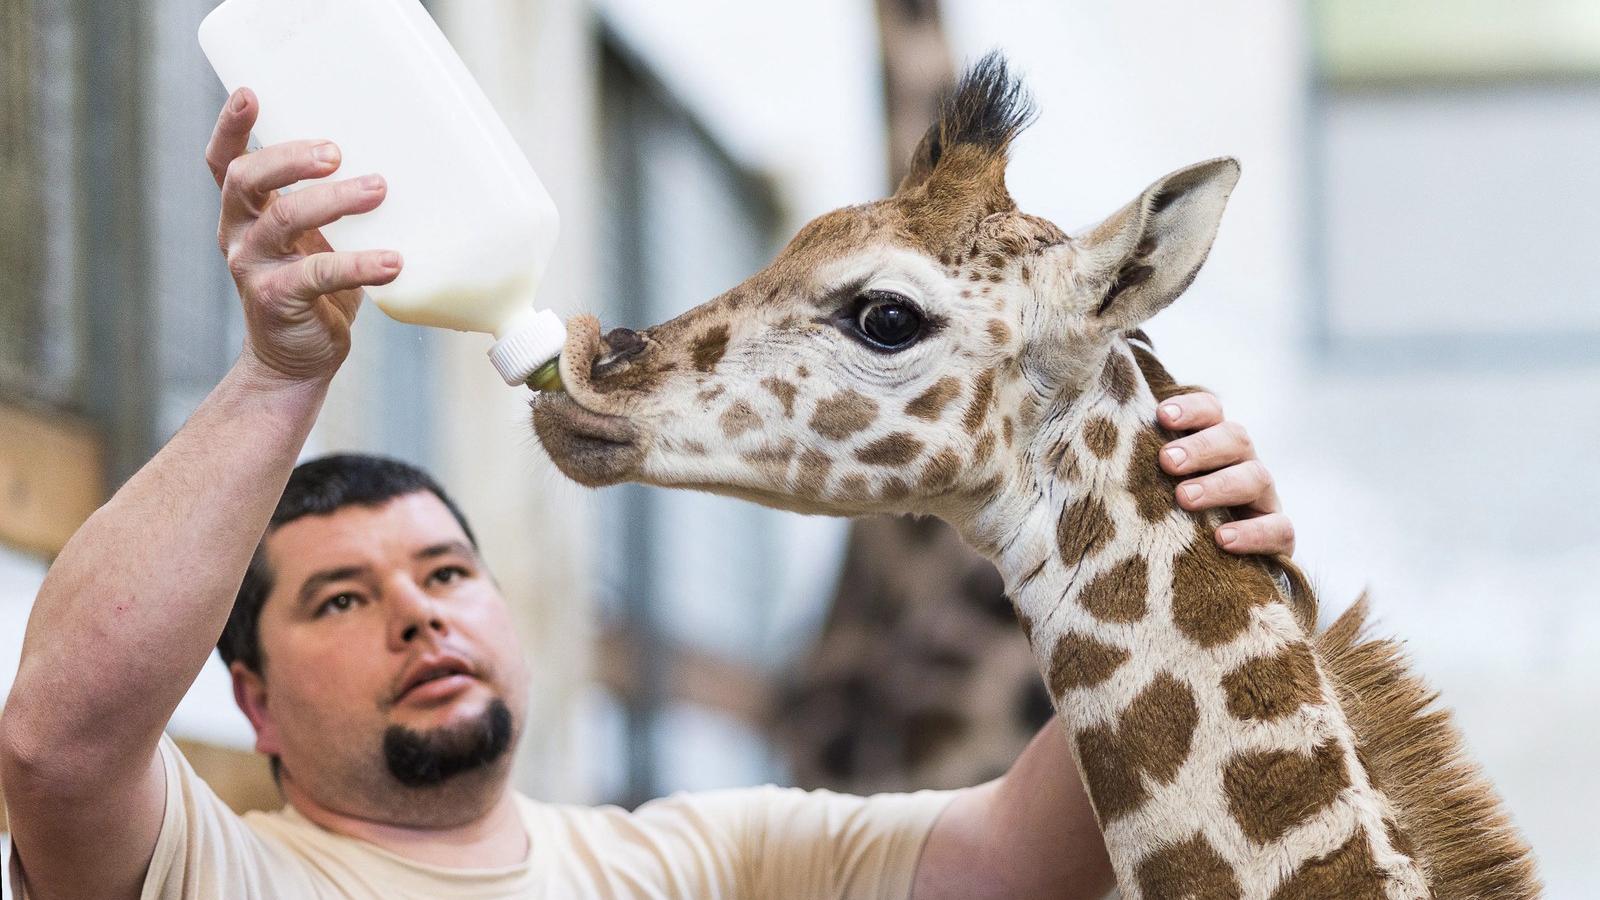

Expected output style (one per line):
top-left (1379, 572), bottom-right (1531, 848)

top-left (531, 392), bottom-right (645, 487)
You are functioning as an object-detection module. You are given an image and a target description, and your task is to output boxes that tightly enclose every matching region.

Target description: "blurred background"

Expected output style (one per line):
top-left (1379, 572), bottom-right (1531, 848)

top-left (2, 0), bottom-right (1597, 895)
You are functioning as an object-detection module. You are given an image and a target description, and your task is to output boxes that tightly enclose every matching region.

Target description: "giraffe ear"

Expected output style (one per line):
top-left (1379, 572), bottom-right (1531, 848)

top-left (1076, 157), bottom-right (1240, 331)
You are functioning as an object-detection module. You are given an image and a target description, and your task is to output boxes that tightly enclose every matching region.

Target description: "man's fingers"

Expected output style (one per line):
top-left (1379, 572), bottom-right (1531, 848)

top-left (248, 175), bottom-right (387, 257)
top-left (1215, 513), bottom-right (1296, 557)
top-left (262, 250), bottom-right (402, 303)
top-left (220, 140), bottom-right (342, 245)
top-left (1175, 460), bottom-right (1279, 513)
top-left (1156, 391), bottom-right (1224, 433)
top-left (205, 88), bottom-right (257, 188)
top-left (1161, 419), bottom-right (1256, 476)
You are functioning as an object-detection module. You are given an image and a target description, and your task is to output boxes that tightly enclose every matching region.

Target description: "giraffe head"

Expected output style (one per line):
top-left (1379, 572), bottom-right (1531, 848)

top-left (534, 54), bottom-right (1238, 531)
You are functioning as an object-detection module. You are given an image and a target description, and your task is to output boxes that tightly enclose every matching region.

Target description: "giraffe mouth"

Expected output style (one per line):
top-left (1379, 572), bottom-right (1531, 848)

top-left (531, 392), bottom-right (645, 487)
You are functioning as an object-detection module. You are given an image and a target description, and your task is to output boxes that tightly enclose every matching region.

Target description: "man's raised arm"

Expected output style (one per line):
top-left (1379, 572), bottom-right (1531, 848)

top-left (0, 87), bottom-right (401, 899)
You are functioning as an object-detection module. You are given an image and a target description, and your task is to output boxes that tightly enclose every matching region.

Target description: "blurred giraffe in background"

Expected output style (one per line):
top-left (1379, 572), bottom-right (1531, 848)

top-left (772, 0), bottom-right (1049, 797)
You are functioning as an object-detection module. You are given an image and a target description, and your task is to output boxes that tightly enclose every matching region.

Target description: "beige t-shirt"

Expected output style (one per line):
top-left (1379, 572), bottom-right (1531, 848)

top-left (8, 736), bottom-right (955, 899)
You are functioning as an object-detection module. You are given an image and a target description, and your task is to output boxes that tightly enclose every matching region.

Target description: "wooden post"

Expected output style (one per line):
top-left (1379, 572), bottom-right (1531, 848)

top-left (874, 0), bottom-right (954, 185)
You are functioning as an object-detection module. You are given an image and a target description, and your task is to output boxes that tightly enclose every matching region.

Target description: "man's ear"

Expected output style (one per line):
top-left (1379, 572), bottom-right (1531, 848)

top-left (1075, 157), bottom-right (1240, 331)
top-left (230, 661), bottom-right (281, 757)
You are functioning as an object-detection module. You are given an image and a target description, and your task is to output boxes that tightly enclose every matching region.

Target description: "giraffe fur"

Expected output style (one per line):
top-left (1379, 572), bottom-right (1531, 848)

top-left (532, 52), bottom-right (1539, 900)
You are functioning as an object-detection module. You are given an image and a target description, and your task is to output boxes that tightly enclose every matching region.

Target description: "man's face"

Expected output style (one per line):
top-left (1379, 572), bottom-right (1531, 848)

top-left (240, 491), bottom-right (528, 806)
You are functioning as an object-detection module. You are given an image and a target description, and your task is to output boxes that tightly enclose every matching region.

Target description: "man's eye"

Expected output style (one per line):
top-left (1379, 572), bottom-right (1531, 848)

top-left (853, 292), bottom-right (924, 351)
top-left (319, 593), bottom-right (360, 616)
top-left (431, 565), bottom-right (469, 586)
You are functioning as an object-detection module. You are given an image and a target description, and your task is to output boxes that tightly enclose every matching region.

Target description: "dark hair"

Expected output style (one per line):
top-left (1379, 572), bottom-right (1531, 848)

top-left (217, 453), bottom-right (479, 676)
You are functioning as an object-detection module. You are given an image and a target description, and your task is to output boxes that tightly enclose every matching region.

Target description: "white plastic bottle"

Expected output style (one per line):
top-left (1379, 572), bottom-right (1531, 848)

top-left (198, 0), bottom-right (565, 386)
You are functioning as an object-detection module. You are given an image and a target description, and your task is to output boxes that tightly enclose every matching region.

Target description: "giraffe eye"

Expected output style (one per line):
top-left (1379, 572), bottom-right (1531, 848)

top-left (853, 292), bottom-right (924, 351)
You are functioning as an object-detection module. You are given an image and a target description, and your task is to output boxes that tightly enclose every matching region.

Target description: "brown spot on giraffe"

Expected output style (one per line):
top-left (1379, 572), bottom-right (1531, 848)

top-left (1267, 832), bottom-right (1388, 900)
top-left (1077, 555), bottom-right (1150, 623)
top-left (905, 377), bottom-right (961, 421)
top-left (984, 251), bottom-right (1006, 268)
top-left (960, 473), bottom-right (1004, 504)
top-left (809, 390), bottom-right (878, 439)
top-left (837, 473), bottom-right (870, 500)
top-left (1100, 349), bottom-right (1138, 404)
top-left (1084, 416), bottom-right (1120, 459)
top-left (1223, 738), bottom-right (1350, 845)
top-left (918, 448), bottom-right (962, 491)
top-left (796, 364), bottom-right (810, 379)
top-left (1135, 834), bottom-right (1242, 900)
top-left (1017, 395), bottom-right (1040, 430)
top-left (696, 384), bottom-right (725, 405)
top-left (1001, 416), bottom-right (1014, 446)
top-left (1221, 641), bottom-right (1323, 721)
top-left (856, 432), bottom-right (924, 466)
top-left (1128, 426), bottom-right (1182, 522)
top-left (962, 369), bottom-right (997, 434)
top-left (1048, 631), bottom-right (1129, 694)
top-left (719, 400), bottom-right (760, 439)
top-left (1057, 494), bottom-right (1115, 564)
top-left (761, 376), bottom-right (798, 417)
top-left (1075, 673), bottom-right (1199, 823)
top-left (878, 476), bottom-right (912, 502)
top-left (1047, 439), bottom-right (1083, 482)
top-left (795, 448), bottom-right (832, 497)
top-left (985, 319), bottom-right (1012, 347)
top-left (691, 324), bottom-right (730, 373)
top-left (1170, 530), bottom-right (1280, 648)
top-left (683, 440), bottom-right (707, 456)
top-left (972, 431), bottom-right (996, 466)
top-left (1016, 610), bottom-right (1036, 644)
top-left (741, 440), bottom-right (796, 481)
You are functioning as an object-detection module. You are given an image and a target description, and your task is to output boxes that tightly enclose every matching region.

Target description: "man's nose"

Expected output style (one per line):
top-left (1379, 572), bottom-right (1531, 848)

top-left (387, 580), bottom-right (448, 649)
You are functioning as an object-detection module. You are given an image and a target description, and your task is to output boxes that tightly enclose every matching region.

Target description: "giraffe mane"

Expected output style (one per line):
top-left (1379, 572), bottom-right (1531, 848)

top-left (900, 51), bottom-right (1037, 197)
top-left (932, 51), bottom-right (1037, 163)
top-left (1131, 339), bottom-right (1540, 899)
top-left (1317, 601), bottom-right (1541, 899)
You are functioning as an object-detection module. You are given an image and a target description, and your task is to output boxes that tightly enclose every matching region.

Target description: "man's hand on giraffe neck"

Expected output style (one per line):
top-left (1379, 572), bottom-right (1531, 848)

top-left (911, 389), bottom-right (1294, 900)
top-left (1155, 392), bottom-right (1294, 557)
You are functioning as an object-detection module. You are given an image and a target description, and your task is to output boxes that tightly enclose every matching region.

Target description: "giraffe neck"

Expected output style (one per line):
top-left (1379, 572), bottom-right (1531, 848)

top-left (964, 343), bottom-right (1430, 900)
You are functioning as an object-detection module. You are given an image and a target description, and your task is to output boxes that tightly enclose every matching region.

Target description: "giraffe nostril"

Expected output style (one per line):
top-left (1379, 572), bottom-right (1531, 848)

top-left (593, 327), bottom-right (649, 376)
top-left (603, 327), bottom-right (647, 357)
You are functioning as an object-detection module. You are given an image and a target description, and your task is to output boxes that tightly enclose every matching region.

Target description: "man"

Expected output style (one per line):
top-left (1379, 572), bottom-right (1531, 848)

top-left (0, 88), bottom-right (1295, 899)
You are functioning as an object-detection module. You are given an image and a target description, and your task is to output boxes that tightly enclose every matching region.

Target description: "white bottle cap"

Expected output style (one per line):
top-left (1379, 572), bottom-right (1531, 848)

top-left (488, 309), bottom-right (566, 386)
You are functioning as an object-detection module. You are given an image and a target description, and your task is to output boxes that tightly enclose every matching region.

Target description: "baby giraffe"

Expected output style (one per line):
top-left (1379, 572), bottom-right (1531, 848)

top-left (533, 55), bottom-right (1538, 900)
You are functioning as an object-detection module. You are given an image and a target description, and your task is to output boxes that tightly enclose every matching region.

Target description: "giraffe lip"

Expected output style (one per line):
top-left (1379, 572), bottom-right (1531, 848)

top-left (531, 392), bottom-right (645, 486)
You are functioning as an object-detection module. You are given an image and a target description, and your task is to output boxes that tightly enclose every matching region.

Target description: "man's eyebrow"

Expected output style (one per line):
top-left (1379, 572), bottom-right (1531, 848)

top-left (416, 540), bottom-right (476, 562)
top-left (297, 566), bottom-right (368, 609)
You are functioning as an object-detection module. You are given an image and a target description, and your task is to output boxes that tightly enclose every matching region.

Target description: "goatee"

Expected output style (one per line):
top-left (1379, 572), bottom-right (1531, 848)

top-left (383, 698), bottom-right (514, 787)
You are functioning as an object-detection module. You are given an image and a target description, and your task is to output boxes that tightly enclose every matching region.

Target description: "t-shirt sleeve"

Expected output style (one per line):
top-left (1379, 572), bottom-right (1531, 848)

top-left (630, 784), bottom-right (958, 900)
top-left (137, 734), bottom-right (311, 900)
top-left (6, 735), bottom-right (306, 900)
